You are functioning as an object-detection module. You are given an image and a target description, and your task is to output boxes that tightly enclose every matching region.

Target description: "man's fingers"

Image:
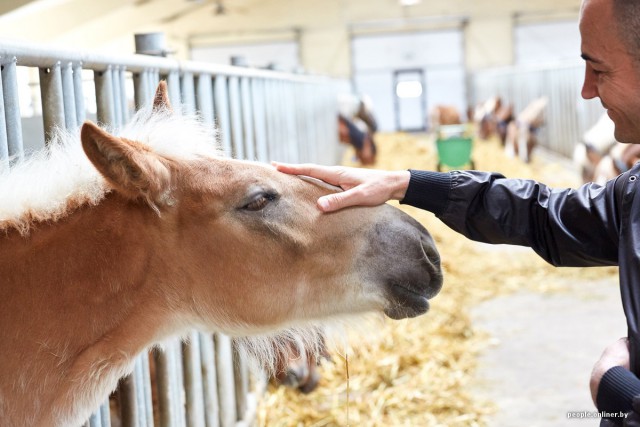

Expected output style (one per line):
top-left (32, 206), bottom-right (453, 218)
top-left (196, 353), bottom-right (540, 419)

top-left (317, 193), bottom-right (346, 212)
top-left (273, 162), bottom-right (342, 185)
top-left (317, 188), bottom-right (364, 212)
top-left (272, 161), bottom-right (307, 174)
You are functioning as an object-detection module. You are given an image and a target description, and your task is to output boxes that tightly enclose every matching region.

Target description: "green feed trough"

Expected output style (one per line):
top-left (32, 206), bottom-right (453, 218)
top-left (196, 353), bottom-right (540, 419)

top-left (435, 136), bottom-right (475, 171)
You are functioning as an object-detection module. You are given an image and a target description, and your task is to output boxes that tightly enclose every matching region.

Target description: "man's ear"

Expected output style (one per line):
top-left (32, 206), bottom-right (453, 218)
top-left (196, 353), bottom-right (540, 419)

top-left (81, 121), bottom-right (170, 204)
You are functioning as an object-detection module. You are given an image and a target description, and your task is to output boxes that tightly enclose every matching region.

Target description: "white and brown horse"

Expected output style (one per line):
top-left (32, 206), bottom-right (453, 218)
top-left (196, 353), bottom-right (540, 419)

top-left (0, 82), bottom-right (442, 427)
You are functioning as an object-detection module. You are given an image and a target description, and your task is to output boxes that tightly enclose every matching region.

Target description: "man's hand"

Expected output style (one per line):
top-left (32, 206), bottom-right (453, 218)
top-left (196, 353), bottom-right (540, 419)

top-left (591, 337), bottom-right (630, 407)
top-left (272, 162), bottom-right (410, 212)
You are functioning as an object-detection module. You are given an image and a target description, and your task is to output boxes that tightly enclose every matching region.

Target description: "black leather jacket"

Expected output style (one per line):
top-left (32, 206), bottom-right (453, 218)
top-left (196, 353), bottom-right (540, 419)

top-left (400, 165), bottom-right (640, 425)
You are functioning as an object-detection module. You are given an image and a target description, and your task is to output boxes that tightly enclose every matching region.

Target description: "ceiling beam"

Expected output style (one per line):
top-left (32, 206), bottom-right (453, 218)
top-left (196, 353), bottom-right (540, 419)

top-left (0, 0), bottom-right (38, 16)
top-left (0, 0), bottom-right (132, 42)
top-left (52, 0), bottom-right (205, 49)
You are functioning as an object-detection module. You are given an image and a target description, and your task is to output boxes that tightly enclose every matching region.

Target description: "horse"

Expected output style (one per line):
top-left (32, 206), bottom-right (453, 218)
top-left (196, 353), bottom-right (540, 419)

top-left (504, 97), bottom-right (548, 163)
top-left (574, 112), bottom-right (620, 183)
top-left (0, 81), bottom-right (443, 427)
top-left (428, 105), bottom-right (462, 131)
top-left (338, 114), bottom-right (377, 165)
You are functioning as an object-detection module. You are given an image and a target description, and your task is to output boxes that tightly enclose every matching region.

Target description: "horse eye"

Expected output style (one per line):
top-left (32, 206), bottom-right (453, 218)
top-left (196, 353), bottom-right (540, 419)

top-left (243, 192), bottom-right (277, 211)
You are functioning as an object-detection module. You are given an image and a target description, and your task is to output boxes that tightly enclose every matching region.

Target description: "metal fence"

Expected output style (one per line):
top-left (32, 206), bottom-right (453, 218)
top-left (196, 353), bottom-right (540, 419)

top-left (471, 62), bottom-right (605, 158)
top-left (0, 39), bottom-right (340, 427)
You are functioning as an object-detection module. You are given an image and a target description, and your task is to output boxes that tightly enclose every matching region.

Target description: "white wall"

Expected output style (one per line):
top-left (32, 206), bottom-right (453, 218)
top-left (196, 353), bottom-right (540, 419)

top-left (351, 30), bottom-right (465, 132)
top-left (515, 20), bottom-right (581, 66)
top-left (191, 41), bottom-right (299, 71)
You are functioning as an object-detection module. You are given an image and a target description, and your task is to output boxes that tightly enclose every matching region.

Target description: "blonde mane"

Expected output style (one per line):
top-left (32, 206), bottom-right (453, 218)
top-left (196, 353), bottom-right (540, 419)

top-left (0, 107), bottom-right (221, 235)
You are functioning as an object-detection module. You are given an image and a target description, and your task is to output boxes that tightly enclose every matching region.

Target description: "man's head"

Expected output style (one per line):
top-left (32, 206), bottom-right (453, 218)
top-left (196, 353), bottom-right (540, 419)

top-left (580, 0), bottom-right (640, 143)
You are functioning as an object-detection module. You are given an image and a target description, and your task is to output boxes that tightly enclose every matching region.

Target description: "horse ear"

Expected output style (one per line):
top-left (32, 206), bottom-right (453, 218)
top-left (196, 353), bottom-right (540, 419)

top-left (81, 121), bottom-right (171, 205)
top-left (152, 81), bottom-right (173, 112)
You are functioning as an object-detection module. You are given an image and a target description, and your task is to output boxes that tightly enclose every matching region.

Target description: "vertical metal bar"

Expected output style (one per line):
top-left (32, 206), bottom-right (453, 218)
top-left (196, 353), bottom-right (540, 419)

top-left (181, 72), bottom-right (196, 115)
top-left (232, 346), bottom-right (249, 423)
top-left (2, 58), bottom-right (23, 160)
top-left (134, 357), bottom-right (148, 427)
top-left (265, 80), bottom-right (280, 162)
top-left (117, 67), bottom-right (130, 124)
top-left (72, 63), bottom-right (86, 124)
top-left (276, 80), bottom-right (287, 161)
top-left (89, 411), bottom-right (102, 427)
top-left (195, 74), bottom-right (215, 126)
top-left (100, 400), bottom-right (111, 427)
top-left (183, 332), bottom-right (205, 427)
top-left (111, 66), bottom-right (124, 129)
top-left (155, 346), bottom-right (178, 427)
top-left (199, 334), bottom-right (219, 427)
top-left (173, 340), bottom-right (187, 427)
top-left (141, 354), bottom-right (154, 427)
top-left (119, 373), bottom-right (138, 427)
top-left (251, 79), bottom-right (268, 163)
top-left (39, 62), bottom-right (65, 143)
top-left (303, 83), bottom-right (313, 162)
top-left (275, 80), bottom-right (287, 161)
top-left (284, 81), bottom-right (298, 162)
top-left (316, 84), bottom-right (327, 164)
top-left (171, 339), bottom-right (186, 427)
top-left (166, 71), bottom-right (181, 109)
top-left (296, 83), bottom-right (310, 163)
top-left (325, 83), bottom-right (339, 164)
top-left (214, 334), bottom-right (236, 427)
top-left (306, 83), bottom-right (315, 163)
top-left (134, 69), bottom-right (151, 111)
top-left (0, 64), bottom-right (9, 168)
top-left (94, 67), bottom-right (116, 126)
top-left (61, 62), bottom-right (77, 130)
top-left (239, 77), bottom-right (255, 161)
top-left (213, 76), bottom-right (233, 156)
top-left (227, 76), bottom-right (245, 159)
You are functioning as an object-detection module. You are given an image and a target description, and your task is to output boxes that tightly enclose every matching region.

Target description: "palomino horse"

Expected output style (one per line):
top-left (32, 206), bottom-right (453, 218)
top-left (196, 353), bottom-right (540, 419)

top-left (0, 82), bottom-right (443, 427)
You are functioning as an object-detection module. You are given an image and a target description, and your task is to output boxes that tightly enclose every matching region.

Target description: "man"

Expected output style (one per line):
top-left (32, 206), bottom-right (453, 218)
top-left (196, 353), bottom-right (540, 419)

top-left (274, 0), bottom-right (640, 424)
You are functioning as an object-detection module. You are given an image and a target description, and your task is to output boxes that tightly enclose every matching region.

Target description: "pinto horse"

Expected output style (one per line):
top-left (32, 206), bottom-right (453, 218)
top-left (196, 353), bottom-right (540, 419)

top-left (0, 82), bottom-right (443, 427)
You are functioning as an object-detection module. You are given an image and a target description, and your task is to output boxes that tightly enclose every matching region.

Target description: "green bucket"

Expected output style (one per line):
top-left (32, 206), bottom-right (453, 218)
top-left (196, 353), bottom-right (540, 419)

top-left (436, 137), bottom-right (474, 171)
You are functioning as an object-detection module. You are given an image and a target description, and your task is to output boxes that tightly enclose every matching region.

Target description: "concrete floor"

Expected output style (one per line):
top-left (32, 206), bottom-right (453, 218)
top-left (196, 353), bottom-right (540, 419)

top-left (472, 276), bottom-right (627, 426)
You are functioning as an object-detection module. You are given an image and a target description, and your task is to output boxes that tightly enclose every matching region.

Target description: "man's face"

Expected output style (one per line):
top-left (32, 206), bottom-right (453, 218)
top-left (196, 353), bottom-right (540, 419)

top-left (580, 0), bottom-right (640, 143)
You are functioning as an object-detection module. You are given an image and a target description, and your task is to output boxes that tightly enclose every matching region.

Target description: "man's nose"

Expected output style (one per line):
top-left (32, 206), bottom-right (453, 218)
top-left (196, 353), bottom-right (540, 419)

top-left (581, 67), bottom-right (598, 100)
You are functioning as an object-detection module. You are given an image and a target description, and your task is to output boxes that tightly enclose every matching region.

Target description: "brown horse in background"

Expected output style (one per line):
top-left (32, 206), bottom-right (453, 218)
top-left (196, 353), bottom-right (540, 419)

top-left (0, 82), bottom-right (442, 426)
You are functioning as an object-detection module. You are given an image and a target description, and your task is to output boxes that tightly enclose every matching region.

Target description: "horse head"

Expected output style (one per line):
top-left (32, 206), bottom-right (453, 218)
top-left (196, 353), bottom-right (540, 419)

top-left (80, 82), bottom-right (443, 336)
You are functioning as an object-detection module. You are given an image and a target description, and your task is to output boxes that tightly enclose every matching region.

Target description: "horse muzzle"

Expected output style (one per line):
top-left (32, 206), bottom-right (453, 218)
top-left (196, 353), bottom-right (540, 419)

top-left (364, 208), bottom-right (443, 320)
top-left (383, 237), bottom-right (443, 320)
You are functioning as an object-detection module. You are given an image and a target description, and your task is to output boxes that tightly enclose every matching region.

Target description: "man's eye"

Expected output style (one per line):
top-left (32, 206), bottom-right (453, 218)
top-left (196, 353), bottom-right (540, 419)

top-left (243, 192), bottom-right (278, 211)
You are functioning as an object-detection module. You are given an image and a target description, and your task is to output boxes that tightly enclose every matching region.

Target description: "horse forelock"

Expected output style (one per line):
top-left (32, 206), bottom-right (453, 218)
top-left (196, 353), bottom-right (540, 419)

top-left (0, 107), bottom-right (222, 235)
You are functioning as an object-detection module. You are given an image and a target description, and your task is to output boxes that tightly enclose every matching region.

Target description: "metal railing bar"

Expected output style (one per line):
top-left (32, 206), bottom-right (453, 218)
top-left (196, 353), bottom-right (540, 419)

top-left (0, 40), bottom-right (331, 83)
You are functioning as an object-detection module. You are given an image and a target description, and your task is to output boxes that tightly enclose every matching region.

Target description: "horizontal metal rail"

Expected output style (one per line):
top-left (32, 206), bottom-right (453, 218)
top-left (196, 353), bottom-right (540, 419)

top-left (0, 39), bottom-right (330, 83)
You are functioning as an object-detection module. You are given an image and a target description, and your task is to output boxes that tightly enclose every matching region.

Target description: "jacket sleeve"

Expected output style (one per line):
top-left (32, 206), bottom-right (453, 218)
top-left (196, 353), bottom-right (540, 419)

top-left (597, 366), bottom-right (640, 425)
top-left (400, 169), bottom-right (621, 267)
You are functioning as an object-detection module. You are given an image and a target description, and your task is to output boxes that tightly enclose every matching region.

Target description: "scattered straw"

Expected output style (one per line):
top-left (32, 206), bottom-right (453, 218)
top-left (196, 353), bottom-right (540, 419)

top-left (257, 134), bottom-right (618, 426)
top-left (346, 353), bottom-right (350, 427)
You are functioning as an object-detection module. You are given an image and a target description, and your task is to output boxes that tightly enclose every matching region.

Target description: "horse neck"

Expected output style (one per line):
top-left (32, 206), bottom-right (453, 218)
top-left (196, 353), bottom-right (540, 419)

top-left (0, 194), bottom-right (175, 376)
